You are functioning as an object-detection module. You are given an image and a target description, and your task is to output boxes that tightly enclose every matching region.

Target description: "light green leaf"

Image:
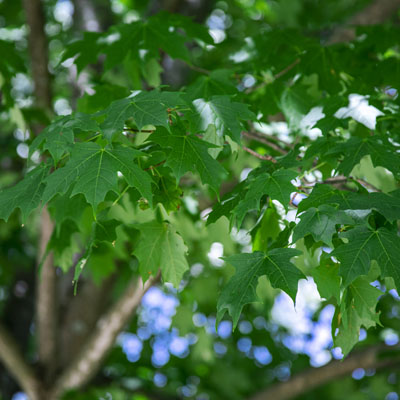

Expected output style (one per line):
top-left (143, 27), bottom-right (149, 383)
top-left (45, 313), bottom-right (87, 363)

top-left (133, 221), bottom-right (189, 287)
top-left (311, 260), bottom-right (341, 301)
top-left (350, 276), bottom-right (382, 328)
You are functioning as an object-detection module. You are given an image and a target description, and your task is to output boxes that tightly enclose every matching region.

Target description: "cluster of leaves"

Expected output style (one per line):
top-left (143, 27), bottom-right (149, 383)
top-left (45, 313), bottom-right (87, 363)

top-left (1, 9), bottom-right (400, 359)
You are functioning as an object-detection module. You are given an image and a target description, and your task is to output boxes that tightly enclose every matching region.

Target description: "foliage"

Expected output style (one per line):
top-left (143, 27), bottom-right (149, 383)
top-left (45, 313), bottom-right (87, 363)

top-left (1, 0), bottom-right (400, 399)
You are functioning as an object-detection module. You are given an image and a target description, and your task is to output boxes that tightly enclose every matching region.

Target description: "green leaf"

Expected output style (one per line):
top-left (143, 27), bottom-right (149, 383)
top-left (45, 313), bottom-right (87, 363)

top-left (327, 136), bottom-right (400, 176)
top-left (101, 91), bottom-right (184, 141)
top-left (333, 226), bottom-right (400, 288)
top-left (311, 260), bottom-right (341, 301)
top-left (63, 12), bottom-right (211, 74)
top-left (350, 277), bottom-right (382, 328)
top-left (233, 168), bottom-right (297, 226)
top-left (335, 277), bottom-right (382, 356)
top-left (293, 204), bottom-right (354, 246)
top-left (42, 142), bottom-right (152, 211)
top-left (334, 301), bottom-right (362, 356)
top-left (185, 69), bottom-right (238, 101)
top-left (190, 95), bottom-right (256, 142)
top-left (49, 193), bottom-right (89, 233)
top-left (218, 248), bottom-right (303, 328)
top-left (133, 221), bottom-right (189, 287)
top-left (280, 83), bottom-right (314, 129)
top-left (150, 126), bottom-right (227, 192)
top-left (299, 184), bottom-right (400, 222)
top-left (0, 163), bottom-right (50, 222)
top-left (30, 113), bottom-right (99, 163)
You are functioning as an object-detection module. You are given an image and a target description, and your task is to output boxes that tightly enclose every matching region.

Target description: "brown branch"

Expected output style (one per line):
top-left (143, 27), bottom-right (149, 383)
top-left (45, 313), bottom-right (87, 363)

top-left (323, 176), bottom-right (380, 192)
top-left (23, 0), bottom-right (52, 110)
top-left (0, 324), bottom-right (43, 400)
top-left (329, 0), bottom-right (400, 43)
top-left (274, 58), bottom-right (301, 80)
top-left (241, 131), bottom-right (288, 155)
top-left (50, 276), bottom-right (156, 398)
top-left (243, 146), bottom-right (277, 163)
top-left (187, 63), bottom-right (211, 75)
top-left (36, 207), bottom-right (57, 381)
top-left (23, 0), bottom-right (58, 382)
top-left (249, 344), bottom-right (400, 400)
top-left (58, 276), bottom-right (116, 368)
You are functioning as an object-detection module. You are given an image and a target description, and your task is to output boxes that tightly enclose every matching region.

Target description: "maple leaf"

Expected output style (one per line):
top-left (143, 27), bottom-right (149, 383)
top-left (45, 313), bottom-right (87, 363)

top-left (133, 220), bottom-right (189, 287)
top-left (30, 113), bottom-right (99, 163)
top-left (190, 95), bottom-right (256, 143)
top-left (327, 136), bottom-right (400, 176)
top-left (335, 277), bottom-right (382, 355)
top-left (42, 142), bottom-right (153, 211)
top-left (299, 184), bottom-right (400, 223)
top-left (217, 248), bottom-right (303, 328)
top-left (101, 91), bottom-right (184, 141)
top-left (0, 163), bottom-right (50, 222)
top-left (333, 226), bottom-right (400, 288)
top-left (233, 168), bottom-right (297, 226)
top-left (293, 204), bottom-right (354, 246)
top-left (150, 126), bottom-right (227, 192)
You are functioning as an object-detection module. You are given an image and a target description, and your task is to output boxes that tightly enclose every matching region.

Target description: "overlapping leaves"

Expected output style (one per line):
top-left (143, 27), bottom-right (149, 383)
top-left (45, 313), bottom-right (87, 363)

top-left (42, 142), bottom-right (153, 210)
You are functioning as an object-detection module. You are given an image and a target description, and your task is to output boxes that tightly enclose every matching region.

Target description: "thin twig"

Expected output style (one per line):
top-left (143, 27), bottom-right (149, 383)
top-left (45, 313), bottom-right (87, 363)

top-left (187, 63), bottom-right (211, 75)
top-left (243, 146), bottom-right (277, 163)
top-left (247, 58), bottom-right (301, 93)
top-left (323, 176), bottom-right (380, 192)
top-left (241, 131), bottom-right (288, 155)
top-left (144, 160), bottom-right (166, 171)
top-left (274, 58), bottom-right (301, 80)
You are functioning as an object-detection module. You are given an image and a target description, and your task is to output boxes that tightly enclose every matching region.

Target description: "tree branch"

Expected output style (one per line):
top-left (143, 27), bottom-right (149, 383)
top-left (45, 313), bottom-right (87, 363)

top-left (243, 146), bottom-right (277, 163)
top-left (23, 0), bottom-right (52, 110)
top-left (23, 0), bottom-right (58, 382)
top-left (51, 276), bottom-right (156, 398)
top-left (329, 0), bottom-right (400, 43)
top-left (241, 131), bottom-right (289, 155)
top-left (0, 324), bottom-right (42, 400)
top-left (249, 344), bottom-right (400, 400)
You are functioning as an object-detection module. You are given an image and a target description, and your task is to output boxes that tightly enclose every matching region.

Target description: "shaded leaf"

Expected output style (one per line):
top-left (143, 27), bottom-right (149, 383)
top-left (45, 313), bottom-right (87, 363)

top-left (0, 163), bottom-right (50, 222)
top-left (133, 221), bottom-right (189, 287)
top-left (218, 248), bottom-right (303, 328)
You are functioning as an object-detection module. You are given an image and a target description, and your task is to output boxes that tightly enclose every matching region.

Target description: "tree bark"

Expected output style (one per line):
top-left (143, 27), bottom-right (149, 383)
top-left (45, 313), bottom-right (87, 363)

top-left (50, 276), bottom-right (156, 398)
top-left (23, 0), bottom-right (58, 384)
top-left (249, 345), bottom-right (400, 400)
top-left (0, 324), bottom-right (42, 400)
